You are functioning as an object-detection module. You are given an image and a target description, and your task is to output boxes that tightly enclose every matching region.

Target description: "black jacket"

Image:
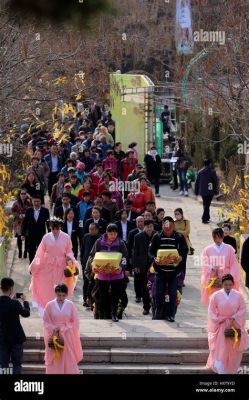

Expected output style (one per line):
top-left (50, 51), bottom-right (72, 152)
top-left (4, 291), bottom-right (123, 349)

top-left (144, 154), bottom-right (162, 179)
top-left (241, 237), bottom-right (249, 274)
top-left (21, 206), bottom-right (50, 240)
top-left (54, 205), bottom-right (76, 220)
top-left (195, 166), bottom-right (219, 197)
top-left (127, 228), bottom-right (143, 258)
top-left (62, 220), bottom-right (81, 258)
top-left (84, 207), bottom-right (111, 223)
top-left (83, 218), bottom-right (107, 235)
top-left (149, 230), bottom-right (188, 273)
top-left (133, 231), bottom-right (155, 273)
top-left (0, 296), bottom-right (30, 345)
top-left (81, 233), bottom-right (101, 268)
top-left (54, 194), bottom-right (79, 209)
top-left (223, 236), bottom-right (237, 254)
top-left (114, 220), bottom-right (134, 244)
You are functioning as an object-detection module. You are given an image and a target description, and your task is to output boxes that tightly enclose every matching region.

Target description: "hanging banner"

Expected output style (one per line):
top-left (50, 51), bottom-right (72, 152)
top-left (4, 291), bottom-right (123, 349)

top-left (175, 0), bottom-right (194, 55)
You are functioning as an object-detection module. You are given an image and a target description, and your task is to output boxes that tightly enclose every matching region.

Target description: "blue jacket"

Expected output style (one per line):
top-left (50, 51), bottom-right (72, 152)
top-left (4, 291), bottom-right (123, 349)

top-left (44, 154), bottom-right (63, 173)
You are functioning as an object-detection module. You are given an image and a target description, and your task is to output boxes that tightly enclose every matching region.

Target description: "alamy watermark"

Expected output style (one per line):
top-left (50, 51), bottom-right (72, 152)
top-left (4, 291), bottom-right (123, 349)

top-left (238, 141), bottom-right (249, 154)
top-left (0, 367), bottom-right (13, 374)
top-left (0, 143), bottom-right (13, 157)
top-left (109, 180), bottom-right (140, 193)
top-left (238, 366), bottom-right (249, 374)
top-left (194, 29), bottom-right (226, 45)
top-left (14, 380), bottom-right (44, 395)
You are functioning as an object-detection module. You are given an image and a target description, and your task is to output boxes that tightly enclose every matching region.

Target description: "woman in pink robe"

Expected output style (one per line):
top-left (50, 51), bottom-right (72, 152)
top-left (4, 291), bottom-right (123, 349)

top-left (29, 218), bottom-right (79, 316)
top-left (207, 274), bottom-right (249, 374)
top-left (201, 228), bottom-right (240, 305)
top-left (43, 284), bottom-right (83, 374)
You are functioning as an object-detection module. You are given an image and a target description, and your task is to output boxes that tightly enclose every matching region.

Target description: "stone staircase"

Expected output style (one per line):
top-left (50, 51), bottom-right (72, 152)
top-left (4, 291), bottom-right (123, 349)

top-left (20, 318), bottom-right (249, 374)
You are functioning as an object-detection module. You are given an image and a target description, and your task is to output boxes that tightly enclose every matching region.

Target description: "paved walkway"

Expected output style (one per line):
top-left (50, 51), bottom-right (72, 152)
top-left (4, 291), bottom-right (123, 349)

top-left (7, 184), bottom-right (249, 327)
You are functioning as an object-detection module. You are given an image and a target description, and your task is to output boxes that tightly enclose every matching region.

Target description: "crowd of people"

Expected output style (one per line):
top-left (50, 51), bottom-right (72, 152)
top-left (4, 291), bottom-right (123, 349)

top-left (0, 105), bottom-right (248, 375)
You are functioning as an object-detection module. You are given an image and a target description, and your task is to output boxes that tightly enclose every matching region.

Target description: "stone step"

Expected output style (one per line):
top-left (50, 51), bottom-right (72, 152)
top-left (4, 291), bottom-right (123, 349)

top-left (22, 363), bottom-right (214, 375)
top-left (24, 336), bottom-right (209, 350)
top-left (22, 348), bottom-right (249, 364)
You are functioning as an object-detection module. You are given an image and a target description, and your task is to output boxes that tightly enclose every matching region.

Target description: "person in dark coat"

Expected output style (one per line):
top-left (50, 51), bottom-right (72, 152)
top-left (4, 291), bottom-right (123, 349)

top-left (54, 183), bottom-right (79, 209)
top-left (149, 216), bottom-right (188, 322)
top-left (80, 223), bottom-right (100, 307)
top-left (62, 208), bottom-right (81, 259)
top-left (54, 192), bottom-right (75, 219)
top-left (195, 159), bottom-right (219, 224)
top-left (83, 207), bottom-right (107, 235)
top-left (144, 145), bottom-right (162, 197)
top-left (44, 144), bottom-right (63, 197)
top-left (84, 195), bottom-right (111, 223)
top-left (127, 216), bottom-right (145, 275)
top-left (21, 195), bottom-right (50, 262)
top-left (240, 236), bottom-right (249, 288)
top-left (0, 278), bottom-right (30, 374)
top-left (223, 223), bottom-right (237, 254)
top-left (132, 220), bottom-right (156, 314)
top-left (114, 209), bottom-right (134, 245)
top-left (160, 105), bottom-right (171, 134)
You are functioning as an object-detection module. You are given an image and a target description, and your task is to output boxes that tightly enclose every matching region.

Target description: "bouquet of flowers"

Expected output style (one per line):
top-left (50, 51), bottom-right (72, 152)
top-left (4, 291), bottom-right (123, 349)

top-left (208, 267), bottom-right (222, 288)
top-left (48, 330), bottom-right (65, 349)
top-left (208, 277), bottom-right (222, 288)
top-left (224, 328), bottom-right (241, 338)
top-left (64, 257), bottom-right (79, 278)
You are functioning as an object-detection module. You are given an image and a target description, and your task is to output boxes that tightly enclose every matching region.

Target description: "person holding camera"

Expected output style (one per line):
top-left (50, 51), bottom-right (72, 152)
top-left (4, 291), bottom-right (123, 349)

top-left (0, 278), bottom-right (30, 374)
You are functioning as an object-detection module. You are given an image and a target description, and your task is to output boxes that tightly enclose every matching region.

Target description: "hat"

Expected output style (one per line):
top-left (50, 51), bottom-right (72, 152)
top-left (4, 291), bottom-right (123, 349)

top-left (64, 183), bottom-right (72, 188)
top-left (67, 167), bottom-right (76, 172)
top-left (76, 162), bottom-right (85, 171)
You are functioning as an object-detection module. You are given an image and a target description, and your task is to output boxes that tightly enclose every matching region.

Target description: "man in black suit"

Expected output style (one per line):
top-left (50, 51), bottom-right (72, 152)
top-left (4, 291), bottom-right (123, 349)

top-left (127, 216), bottom-right (145, 275)
top-left (21, 195), bottom-right (50, 262)
top-left (54, 183), bottom-right (79, 209)
top-left (61, 208), bottom-right (81, 259)
top-left (81, 223), bottom-right (100, 307)
top-left (0, 278), bottom-right (30, 374)
top-left (133, 220), bottom-right (156, 314)
top-left (83, 207), bottom-right (107, 235)
top-left (84, 195), bottom-right (111, 223)
top-left (114, 209), bottom-right (134, 244)
top-left (54, 192), bottom-right (75, 220)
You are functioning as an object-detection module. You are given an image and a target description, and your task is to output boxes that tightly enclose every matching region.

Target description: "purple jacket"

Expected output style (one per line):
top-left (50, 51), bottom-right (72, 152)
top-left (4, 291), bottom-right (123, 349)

top-left (89, 234), bottom-right (128, 281)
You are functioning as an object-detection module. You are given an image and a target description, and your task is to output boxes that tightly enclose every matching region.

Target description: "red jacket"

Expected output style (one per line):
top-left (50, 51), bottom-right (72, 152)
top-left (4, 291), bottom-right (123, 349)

top-left (103, 157), bottom-right (118, 177)
top-left (128, 192), bottom-right (146, 213)
top-left (78, 187), bottom-right (95, 202)
top-left (121, 157), bottom-right (137, 181)
top-left (140, 185), bottom-right (155, 204)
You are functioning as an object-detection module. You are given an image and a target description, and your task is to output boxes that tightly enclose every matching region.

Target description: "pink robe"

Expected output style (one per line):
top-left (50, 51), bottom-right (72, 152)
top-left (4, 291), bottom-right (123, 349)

top-left (43, 299), bottom-right (83, 374)
top-left (29, 231), bottom-right (79, 316)
top-left (207, 289), bottom-right (249, 374)
top-left (201, 243), bottom-right (240, 305)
